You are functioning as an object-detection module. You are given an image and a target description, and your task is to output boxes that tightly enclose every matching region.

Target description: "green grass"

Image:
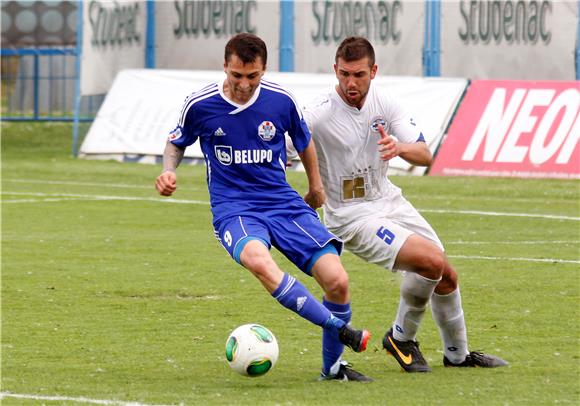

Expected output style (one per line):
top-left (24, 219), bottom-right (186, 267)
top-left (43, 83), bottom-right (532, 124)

top-left (2, 122), bottom-right (579, 405)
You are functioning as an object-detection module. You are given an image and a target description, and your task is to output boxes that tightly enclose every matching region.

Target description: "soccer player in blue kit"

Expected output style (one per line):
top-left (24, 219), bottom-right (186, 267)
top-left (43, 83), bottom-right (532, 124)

top-left (155, 33), bottom-right (372, 382)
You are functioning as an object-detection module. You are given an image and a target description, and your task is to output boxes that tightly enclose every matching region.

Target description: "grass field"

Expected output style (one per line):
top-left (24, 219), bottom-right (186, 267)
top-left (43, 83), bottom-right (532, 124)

top-left (2, 122), bottom-right (579, 406)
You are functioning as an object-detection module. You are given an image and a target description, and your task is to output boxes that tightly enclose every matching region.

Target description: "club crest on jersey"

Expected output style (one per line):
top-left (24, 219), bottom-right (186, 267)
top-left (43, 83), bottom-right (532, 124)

top-left (258, 121), bottom-right (276, 141)
top-left (168, 126), bottom-right (183, 141)
top-left (215, 145), bottom-right (232, 165)
top-left (370, 117), bottom-right (387, 132)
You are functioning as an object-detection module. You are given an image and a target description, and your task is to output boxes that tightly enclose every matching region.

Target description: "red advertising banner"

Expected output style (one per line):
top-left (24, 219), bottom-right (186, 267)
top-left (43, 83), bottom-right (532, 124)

top-left (430, 80), bottom-right (580, 179)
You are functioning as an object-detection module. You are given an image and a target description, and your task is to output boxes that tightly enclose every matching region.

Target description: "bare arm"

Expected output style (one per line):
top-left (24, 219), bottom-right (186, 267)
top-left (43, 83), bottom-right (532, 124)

top-left (298, 139), bottom-right (326, 209)
top-left (377, 124), bottom-right (432, 166)
top-left (155, 142), bottom-right (185, 196)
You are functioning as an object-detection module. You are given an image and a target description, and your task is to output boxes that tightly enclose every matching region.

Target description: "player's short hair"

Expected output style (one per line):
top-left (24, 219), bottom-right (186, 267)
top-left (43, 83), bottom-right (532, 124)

top-left (335, 37), bottom-right (375, 67)
top-left (224, 33), bottom-right (268, 67)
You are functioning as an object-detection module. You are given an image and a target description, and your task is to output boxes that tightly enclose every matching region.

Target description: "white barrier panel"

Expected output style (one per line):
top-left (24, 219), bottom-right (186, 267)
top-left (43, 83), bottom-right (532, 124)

top-left (80, 69), bottom-right (467, 175)
top-left (441, 1), bottom-right (578, 80)
top-left (155, 1), bottom-right (281, 71)
top-left (293, 1), bottom-right (424, 76)
top-left (81, 0), bottom-right (147, 95)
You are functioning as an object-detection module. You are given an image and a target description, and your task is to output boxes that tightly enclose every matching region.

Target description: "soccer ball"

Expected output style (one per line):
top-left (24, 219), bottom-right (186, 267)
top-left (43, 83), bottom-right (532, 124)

top-left (225, 324), bottom-right (279, 377)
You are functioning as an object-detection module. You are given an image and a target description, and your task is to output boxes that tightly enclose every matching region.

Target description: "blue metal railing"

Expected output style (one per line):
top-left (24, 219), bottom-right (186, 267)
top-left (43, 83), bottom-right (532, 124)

top-left (1, 47), bottom-right (102, 122)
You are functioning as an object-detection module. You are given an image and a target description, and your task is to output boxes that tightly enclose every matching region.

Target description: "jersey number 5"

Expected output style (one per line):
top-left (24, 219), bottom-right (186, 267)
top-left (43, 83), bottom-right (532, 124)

top-left (376, 226), bottom-right (395, 245)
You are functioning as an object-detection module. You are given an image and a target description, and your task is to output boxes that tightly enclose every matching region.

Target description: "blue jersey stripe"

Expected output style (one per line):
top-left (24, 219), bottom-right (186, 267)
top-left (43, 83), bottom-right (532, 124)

top-left (179, 85), bottom-right (219, 126)
top-left (261, 82), bottom-right (303, 119)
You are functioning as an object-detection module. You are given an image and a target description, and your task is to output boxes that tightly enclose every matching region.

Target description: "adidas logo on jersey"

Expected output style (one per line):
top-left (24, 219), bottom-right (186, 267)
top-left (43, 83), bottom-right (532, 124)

top-left (214, 127), bottom-right (226, 136)
top-left (297, 296), bottom-right (307, 311)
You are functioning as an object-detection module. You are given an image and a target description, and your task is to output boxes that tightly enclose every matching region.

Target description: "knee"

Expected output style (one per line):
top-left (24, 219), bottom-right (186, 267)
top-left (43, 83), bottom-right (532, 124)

top-left (419, 250), bottom-right (446, 280)
top-left (240, 243), bottom-right (276, 280)
top-left (324, 270), bottom-right (349, 299)
top-left (437, 264), bottom-right (458, 293)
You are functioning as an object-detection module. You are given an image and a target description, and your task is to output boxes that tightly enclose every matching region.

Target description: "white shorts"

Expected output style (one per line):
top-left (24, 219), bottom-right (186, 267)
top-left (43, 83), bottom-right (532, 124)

top-left (327, 194), bottom-right (443, 271)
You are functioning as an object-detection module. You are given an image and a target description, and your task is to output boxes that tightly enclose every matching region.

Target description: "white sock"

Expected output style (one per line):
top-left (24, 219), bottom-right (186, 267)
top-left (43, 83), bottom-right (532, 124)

top-left (392, 272), bottom-right (440, 342)
top-left (431, 288), bottom-right (469, 363)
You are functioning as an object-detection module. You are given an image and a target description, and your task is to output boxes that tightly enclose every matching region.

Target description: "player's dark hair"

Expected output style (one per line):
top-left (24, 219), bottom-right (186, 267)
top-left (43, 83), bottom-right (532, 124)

top-left (224, 33), bottom-right (268, 67)
top-left (335, 37), bottom-right (375, 67)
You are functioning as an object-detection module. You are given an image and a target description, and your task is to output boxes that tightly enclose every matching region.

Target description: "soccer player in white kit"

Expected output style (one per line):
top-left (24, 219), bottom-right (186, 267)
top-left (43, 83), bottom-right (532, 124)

top-left (302, 37), bottom-right (508, 372)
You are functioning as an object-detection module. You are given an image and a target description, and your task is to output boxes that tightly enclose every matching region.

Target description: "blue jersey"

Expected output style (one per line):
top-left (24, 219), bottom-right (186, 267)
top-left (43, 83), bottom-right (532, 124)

top-left (169, 80), bottom-right (313, 223)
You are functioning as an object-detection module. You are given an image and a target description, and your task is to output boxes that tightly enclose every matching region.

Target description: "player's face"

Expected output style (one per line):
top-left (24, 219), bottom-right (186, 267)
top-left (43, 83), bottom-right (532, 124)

top-left (334, 57), bottom-right (377, 109)
top-left (224, 54), bottom-right (265, 104)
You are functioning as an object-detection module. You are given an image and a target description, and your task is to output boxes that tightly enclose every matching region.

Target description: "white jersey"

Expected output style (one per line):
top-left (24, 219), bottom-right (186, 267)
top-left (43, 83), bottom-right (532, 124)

top-left (303, 83), bottom-right (442, 270)
top-left (303, 83), bottom-right (425, 229)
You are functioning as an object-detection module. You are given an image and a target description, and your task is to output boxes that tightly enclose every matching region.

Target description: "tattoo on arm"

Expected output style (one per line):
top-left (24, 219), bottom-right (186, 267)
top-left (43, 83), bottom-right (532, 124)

top-left (163, 142), bottom-right (185, 172)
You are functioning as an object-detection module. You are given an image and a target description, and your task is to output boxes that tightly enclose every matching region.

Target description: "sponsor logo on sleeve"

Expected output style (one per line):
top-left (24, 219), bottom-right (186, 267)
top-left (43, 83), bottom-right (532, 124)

top-left (168, 126), bottom-right (183, 141)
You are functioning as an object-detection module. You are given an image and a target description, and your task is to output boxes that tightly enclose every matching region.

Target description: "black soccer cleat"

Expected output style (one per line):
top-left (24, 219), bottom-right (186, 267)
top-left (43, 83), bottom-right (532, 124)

top-left (382, 328), bottom-right (431, 372)
top-left (338, 324), bottom-right (371, 353)
top-left (319, 361), bottom-right (374, 382)
top-left (444, 351), bottom-right (509, 368)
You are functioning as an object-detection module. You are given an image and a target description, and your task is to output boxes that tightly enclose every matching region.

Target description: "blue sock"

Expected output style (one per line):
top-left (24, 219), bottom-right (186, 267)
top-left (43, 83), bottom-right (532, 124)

top-left (272, 273), bottom-right (345, 330)
top-left (322, 299), bottom-right (351, 375)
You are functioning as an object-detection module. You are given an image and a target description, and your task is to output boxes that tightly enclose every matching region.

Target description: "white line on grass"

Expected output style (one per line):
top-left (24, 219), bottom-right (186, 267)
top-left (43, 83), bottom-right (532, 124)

top-left (5, 178), bottom-right (200, 191)
top-left (447, 240), bottom-right (578, 245)
top-left (0, 392), bottom-right (175, 406)
top-left (3, 192), bottom-right (578, 222)
top-left (420, 208), bottom-right (579, 221)
top-left (406, 193), bottom-right (579, 204)
top-left (448, 254), bottom-right (580, 264)
top-left (7, 179), bottom-right (577, 204)
top-left (2, 192), bottom-right (209, 205)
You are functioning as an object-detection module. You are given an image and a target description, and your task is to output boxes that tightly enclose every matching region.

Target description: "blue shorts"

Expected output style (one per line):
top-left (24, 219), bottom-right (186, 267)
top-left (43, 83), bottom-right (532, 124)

top-left (214, 210), bottom-right (343, 275)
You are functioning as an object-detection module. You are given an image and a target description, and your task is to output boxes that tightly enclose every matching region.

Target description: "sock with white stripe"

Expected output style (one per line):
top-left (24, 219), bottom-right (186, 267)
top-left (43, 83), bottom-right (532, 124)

top-left (431, 288), bottom-right (469, 363)
top-left (393, 271), bottom-right (440, 342)
top-left (321, 299), bottom-right (351, 375)
top-left (272, 273), bottom-right (344, 330)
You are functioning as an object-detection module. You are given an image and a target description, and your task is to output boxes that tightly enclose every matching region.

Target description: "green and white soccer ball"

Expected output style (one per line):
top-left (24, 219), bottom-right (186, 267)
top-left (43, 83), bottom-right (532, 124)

top-left (225, 324), bottom-right (279, 377)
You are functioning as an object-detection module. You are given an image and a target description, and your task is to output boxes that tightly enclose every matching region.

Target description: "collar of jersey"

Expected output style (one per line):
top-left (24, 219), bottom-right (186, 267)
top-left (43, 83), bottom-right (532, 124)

top-left (218, 81), bottom-right (262, 114)
top-left (332, 84), bottom-right (373, 114)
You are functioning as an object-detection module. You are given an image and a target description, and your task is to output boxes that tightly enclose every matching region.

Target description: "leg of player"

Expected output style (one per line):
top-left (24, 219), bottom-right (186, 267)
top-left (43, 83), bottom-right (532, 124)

top-left (432, 261), bottom-right (508, 368)
top-left (310, 249), bottom-right (372, 382)
top-left (239, 240), bottom-right (370, 357)
top-left (383, 235), bottom-right (444, 372)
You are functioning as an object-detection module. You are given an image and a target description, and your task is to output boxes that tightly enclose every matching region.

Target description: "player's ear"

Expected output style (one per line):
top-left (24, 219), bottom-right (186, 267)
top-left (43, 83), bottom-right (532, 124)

top-left (370, 64), bottom-right (378, 79)
top-left (333, 64), bottom-right (338, 76)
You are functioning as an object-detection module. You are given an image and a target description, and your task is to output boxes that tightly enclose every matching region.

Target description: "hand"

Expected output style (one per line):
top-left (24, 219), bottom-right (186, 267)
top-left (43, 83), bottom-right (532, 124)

top-left (377, 124), bottom-right (400, 161)
top-left (304, 185), bottom-right (326, 209)
top-left (156, 171), bottom-right (177, 196)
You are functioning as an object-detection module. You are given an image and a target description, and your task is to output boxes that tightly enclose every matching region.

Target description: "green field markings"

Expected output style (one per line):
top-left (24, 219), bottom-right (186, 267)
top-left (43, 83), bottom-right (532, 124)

top-left (4, 189), bottom-right (578, 221)
top-left (448, 254), bottom-right (580, 264)
top-left (2, 191), bottom-right (210, 205)
top-left (0, 392), bottom-right (174, 406)
top-left (447, 240), bottom-right (578, 245)
top-left (2, 121), bottom-right (579, 406)
top-left (420, 208), bottom-right (579, 221)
